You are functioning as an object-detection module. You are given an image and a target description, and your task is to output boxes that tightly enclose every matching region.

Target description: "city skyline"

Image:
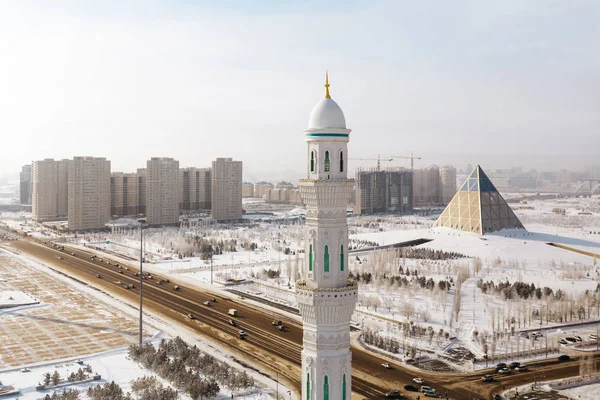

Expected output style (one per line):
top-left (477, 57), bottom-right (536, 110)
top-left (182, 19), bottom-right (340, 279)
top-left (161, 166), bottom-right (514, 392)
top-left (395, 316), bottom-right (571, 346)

top-left (1, 1), bottom-right (599, 181)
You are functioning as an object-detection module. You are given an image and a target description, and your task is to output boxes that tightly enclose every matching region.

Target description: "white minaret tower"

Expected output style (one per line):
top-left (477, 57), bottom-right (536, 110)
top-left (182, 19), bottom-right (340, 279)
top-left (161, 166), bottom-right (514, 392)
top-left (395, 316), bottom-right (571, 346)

top-left (297, 73), bottom-right (358, 400)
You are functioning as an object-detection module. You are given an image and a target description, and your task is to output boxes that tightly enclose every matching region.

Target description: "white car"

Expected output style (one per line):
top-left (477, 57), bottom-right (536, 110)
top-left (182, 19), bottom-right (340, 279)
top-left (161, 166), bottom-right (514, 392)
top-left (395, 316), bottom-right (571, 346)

top-left (413, 378), bottom-right (425, 384)
top-left (589, 333), bottom-right (598, 340)
top-left (381, 363), bottom-right (392, 369)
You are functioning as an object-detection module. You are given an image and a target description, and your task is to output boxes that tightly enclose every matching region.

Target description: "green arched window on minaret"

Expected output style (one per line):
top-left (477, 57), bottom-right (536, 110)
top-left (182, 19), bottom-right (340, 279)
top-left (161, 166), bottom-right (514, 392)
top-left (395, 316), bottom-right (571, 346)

top-left (309, 244), bottom-right (313, 272)
top-left (340, 151), bottom-right (344, 172)
top-left (323, 375), bottom-right (329, 400)
top-left (324, 151), bottom-right (330, 172)
top-left (342, 374), bottom-right (347, 400)
top-left (340, 245), bottom-right (344, 271)
top-left (306, 373), bottom-right (310, 399)
top-left (324, 245), bottom-right (329, 272)
top-left (310, 151), bottom-right (315, 173)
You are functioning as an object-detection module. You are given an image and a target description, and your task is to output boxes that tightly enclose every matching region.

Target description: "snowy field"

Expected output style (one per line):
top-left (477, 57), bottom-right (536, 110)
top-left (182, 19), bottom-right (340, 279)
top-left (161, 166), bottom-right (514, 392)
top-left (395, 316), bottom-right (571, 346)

top-left (0, 247), bottom-right (291, 399)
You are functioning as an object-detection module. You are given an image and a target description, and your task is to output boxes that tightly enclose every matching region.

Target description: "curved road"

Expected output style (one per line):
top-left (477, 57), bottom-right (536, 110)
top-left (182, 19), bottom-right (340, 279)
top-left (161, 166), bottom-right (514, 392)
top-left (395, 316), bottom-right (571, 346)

top-left (5, 237), bottom-right (600, 399)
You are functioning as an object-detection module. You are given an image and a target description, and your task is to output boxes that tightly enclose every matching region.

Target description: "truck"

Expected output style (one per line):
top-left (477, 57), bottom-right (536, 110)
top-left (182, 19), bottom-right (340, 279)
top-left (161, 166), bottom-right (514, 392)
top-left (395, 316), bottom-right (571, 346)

top-left (228, 309), bottom-right (238, 316)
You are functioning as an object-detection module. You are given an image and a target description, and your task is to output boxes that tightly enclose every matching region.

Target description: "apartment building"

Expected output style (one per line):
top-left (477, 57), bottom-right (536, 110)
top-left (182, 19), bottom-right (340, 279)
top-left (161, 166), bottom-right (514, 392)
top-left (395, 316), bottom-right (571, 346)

top-left (355, 168), bottom-right (413, 214)
top-left (19, 164), bottom-right (31, 205)
top-left (179, 167), bottom-right (211, 213)
top-left (31, 159), bottom-right (69, 221)
top-left (67, 157), bottom-right (111, 231)
top-left (242, 182), bottom-right (255, 197)
top-left (440, 165), bottom-right (457, 204)
top-left (111, 172), bottom-right (141, 218)
top-left (211, 158), bottom-right (242, 221)
top-left (413, 166), bottom-right (441, 206)
top-left (146, 158), bottom-right (180, 225)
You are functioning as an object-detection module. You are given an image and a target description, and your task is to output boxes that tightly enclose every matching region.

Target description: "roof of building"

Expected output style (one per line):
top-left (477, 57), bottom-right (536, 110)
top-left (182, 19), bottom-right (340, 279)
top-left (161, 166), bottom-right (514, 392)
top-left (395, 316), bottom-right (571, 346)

top-left (307, 72), bottom-right (346, 130)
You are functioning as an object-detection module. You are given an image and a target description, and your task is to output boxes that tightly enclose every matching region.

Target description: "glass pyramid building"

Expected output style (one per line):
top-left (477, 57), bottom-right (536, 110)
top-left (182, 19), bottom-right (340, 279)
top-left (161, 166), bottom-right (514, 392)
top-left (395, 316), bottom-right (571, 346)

top-left (433, 165), bottom-right (524, 235)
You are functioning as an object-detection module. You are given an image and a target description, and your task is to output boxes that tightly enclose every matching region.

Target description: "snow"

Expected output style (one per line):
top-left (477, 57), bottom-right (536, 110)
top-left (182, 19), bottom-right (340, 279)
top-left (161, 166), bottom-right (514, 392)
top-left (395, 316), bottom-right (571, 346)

top-left (0, 337), bottom-right (277, 400)
top-left (0, 290), bottom-right (38, 308)
top-left (0, 248), bottom-right (294, 399)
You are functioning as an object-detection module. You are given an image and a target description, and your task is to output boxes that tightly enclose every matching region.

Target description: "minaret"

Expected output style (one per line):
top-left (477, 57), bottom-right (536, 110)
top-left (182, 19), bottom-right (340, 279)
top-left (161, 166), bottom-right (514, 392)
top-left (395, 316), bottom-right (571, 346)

top-left (297, 73), bottom-right (358, 400)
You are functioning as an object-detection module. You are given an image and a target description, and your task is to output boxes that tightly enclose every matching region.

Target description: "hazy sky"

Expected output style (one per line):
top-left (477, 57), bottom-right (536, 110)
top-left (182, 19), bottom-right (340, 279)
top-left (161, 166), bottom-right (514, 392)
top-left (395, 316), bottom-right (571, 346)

top-left (1, 0), bottom-right (599, 181)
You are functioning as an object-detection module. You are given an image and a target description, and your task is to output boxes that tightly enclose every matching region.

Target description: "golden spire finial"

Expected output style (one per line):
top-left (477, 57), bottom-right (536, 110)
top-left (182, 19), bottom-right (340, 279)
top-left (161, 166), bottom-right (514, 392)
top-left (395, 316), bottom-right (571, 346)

top-left (324, 70), bottom-right (331, 98)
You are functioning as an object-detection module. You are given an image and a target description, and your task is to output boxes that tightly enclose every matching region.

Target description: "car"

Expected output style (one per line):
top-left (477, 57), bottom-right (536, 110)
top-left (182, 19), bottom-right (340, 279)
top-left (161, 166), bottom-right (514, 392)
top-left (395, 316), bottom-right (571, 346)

top-left (57, 256), bottom-right (63, 260)
top-left (165, 279), bottom-right (170, 283)
top-left (559, 339), bottom-right (568, 345)
top-left (187, 313), bottom-right (195, 320)
top-left (498, 368), bottom-right (512, 375)
top-left (481, 375), bottom-right (494, 382)
top-left (558, 355), bottom-right (571, 362)
top-left (515, 365), bottom-right (529, 372)
top-left (404, 384), bottom-right (418, 392)
top-left (116, 281), bottom-right (122, 285)
top-left (509, 362), bottom-right (521, 369)
top-left (173, 285), bottom-right (180, 291)
top-left (384, 391), bottom-right (402, 399)
top-left (574, 335), bottom-right (582, 341)
top-left (229, 319), bottom-right (236, 326)
top-left (96, 274), bottom-right (102, 278)
top-left (565, 337), bottom-right (577, 343)
top-left (202, 301), bottom-right (211, 306)
top-left (413, 377), bottom-right (425, 384)
top-left (210, 298), bottom-right (216, 302)
top-left (118, 270), bottom-right (123, 274)
top-left (420, 386), bottom-right (433, 393)
top-left (424, 392), bottom-right (441, 398)
top-left (20, 367), bottom-right (31, 372)
top-left (381, 363), bottom-right (392, 369)
top-left (71, 253), bottom-right (76, 256)
top-left (238, 329), bottom-right (247, 337)
top-left (495, 363), bottom-right (507, 371)
top-left (589, 333), bottom-right (598, 339)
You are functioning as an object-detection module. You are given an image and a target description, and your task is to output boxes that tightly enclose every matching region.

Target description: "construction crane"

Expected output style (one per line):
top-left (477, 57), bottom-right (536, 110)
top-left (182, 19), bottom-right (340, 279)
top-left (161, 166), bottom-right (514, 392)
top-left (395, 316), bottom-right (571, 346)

top-left (349, 154), bottom-right (393, 172)
top-left (390, 153), bottom-right (422, 172)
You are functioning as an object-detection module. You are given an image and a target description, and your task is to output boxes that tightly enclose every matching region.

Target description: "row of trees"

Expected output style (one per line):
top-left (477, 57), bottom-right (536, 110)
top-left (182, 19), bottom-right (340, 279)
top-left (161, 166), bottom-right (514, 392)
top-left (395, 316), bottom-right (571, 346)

top-left (128, 337), bottom-right (254, 398)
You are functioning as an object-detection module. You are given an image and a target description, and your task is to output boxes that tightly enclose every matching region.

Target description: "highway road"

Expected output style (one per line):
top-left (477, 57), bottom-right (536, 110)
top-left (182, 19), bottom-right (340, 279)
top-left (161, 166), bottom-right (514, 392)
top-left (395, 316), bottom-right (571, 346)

top-left (4, 236), bottom-right (600, 399)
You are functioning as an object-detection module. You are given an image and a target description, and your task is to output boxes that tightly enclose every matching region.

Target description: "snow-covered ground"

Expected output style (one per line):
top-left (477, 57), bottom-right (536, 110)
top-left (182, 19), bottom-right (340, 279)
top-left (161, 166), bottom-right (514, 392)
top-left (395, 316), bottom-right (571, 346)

top-left (0, 290), bottom-right (38, 308)
top-left (0, 337), bottom-right (277, 400)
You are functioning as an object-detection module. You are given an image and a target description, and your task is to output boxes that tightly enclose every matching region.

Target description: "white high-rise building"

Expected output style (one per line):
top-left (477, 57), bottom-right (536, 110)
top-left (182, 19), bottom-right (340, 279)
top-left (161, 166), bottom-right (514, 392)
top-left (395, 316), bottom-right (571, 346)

top-left (32, 159), bottom-right (69, 221)
top-left (67, 157), bottom-right (111, 231)
top-left (146, 158), bottom-right (180, 225)
top-left (211, 158), bottom-right (242, 221)
top-left (296, 74), bottom-right (357, 400)
top-left (439, 165), bottom-right (457, 204)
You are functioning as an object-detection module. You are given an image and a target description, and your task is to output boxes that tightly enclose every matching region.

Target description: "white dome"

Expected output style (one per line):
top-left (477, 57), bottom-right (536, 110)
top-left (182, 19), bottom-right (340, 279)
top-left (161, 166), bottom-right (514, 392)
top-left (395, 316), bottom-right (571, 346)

top-left (308, 97), bottom-right (346, 129)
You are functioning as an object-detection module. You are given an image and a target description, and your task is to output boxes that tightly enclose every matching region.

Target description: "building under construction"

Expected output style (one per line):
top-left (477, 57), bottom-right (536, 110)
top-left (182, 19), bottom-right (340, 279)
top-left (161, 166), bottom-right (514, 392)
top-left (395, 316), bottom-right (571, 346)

top-left (355, 167), bottom-right (413, 215)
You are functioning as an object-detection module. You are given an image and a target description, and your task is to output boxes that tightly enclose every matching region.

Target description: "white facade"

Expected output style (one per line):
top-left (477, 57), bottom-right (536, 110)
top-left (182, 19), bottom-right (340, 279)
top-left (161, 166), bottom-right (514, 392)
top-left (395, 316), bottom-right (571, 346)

top-left (211, 158), bottom-right (242, 221)
top-left (296, 74), bottom-right (357, 400)
top-left (146, 157), bottom-right (180, 225)
top-left (67, 157), bottom-right (111, 231)
top-left (32, 159), bottom-right (69, 221)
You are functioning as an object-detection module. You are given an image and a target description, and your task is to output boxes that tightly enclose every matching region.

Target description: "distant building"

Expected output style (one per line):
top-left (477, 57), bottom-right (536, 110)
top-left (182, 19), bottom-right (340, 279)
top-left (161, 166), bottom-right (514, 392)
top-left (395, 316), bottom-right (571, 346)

top-left (110, 172), bottom-right (141, 218)
top-left (146, 157), bottom-right (180, 225)
top-left (434, 165), bottom-right (524, 235)
top-left (242, 182), bottom-right (255, 197)
top-left (439, 165), bottom-right (457, 204)
top-left (254, 181), bottom-right (274, 198)
top-left (67, 157), bottom-right (111, 231)
top-left (32, 159), bottom-right (69, 221)
top-left (137, 168), bottom-right (147, 216)
top-left (179, 167), bottom-right (211, 213)
top-left (264, 182), bottom-right (302, 205)
top-left (19, 164), bottom-right (31, 205)
top-left (413, 166), bottom-right (441, 206)
top-left (211, 158), bottom-right (242, 221)
top-left (355, 168), bottom-right (413, 214)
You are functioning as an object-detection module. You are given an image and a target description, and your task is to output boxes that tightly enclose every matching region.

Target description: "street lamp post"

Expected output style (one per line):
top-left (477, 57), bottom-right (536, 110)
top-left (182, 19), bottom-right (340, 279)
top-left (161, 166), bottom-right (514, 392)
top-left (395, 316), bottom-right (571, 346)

top-left (139, 221), bottom-right (143, 346)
